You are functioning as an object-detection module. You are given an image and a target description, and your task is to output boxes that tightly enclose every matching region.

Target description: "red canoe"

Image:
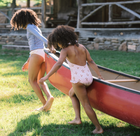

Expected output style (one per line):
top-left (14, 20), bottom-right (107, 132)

top-left (44, 48), bottom-right (140, 127)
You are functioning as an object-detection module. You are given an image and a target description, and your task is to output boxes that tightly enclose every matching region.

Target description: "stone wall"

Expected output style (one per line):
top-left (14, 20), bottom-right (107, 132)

top-left (0, 31), bottom-right (140, 53)
top-left (79, 37), bottom-right (140, 53)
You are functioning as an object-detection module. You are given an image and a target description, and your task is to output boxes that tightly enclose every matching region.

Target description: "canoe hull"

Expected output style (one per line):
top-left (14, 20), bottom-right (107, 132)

top-left (45, 50), bottom-right (140, 127)
top-left (87, 80), bottom-right (140, 127)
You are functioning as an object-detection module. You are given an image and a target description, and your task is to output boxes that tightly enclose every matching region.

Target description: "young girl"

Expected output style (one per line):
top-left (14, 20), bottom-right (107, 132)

top-left (10, 8), bottom-right (54, 111)
top-left (39, 25), bottom-right (104, 134)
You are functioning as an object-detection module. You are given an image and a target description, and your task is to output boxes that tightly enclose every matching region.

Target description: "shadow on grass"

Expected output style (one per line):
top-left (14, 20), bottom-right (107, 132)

top-left (8, 113), bottom-right (42, 136)
top-left (0, 88), bottom-right (65, 104)
top-left (7, 112), bottom-right (140, 136)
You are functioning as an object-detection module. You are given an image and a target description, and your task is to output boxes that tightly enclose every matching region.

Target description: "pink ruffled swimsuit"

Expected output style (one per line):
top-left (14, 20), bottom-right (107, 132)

top-left (66, 59), bottom-right (93, 86)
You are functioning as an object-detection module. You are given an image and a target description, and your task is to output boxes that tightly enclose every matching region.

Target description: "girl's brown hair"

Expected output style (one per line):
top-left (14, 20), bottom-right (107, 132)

top-left (47, 25), bottom-right (78, 49)
top-left (10, 8), bottom-right (41, 30)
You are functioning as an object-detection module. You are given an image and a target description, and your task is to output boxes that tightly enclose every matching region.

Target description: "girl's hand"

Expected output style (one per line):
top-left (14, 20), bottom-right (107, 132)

top-left (39, 76), bottom-right (48, 84)
top-left (51, 49), bottom-right (56, 53)
top-left (98, 75), bottom-right (104, 80)
top-left (22, 61), bottom-right (29, 72)
top-left (50, 45), bottom-right (56, 53)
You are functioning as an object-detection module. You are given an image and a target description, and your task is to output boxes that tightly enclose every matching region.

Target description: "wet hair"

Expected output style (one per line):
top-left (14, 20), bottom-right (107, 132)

top-left (10, 8), bottom-right (41, 30)
top-left (47, 25), bottom-right (79, 49)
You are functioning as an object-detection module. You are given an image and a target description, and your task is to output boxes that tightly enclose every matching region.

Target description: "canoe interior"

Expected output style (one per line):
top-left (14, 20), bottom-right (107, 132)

top-left (89, 66), bottom-right (140, 92)
top-left (53, 49), bottom-right (140, 92)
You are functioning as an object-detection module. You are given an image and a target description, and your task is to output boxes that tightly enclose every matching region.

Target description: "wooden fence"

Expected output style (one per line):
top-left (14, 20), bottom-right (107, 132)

top-left (1, 0), bottom-right (140, 29)
top-left (77, 0), bottom-right (140, 29)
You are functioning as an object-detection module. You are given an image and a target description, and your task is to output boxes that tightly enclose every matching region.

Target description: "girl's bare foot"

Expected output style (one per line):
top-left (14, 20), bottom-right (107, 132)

top-left (35, 106), bottom-right (44, 111)
top-left (43, 97), bottom-right (54, 111)
top-left (68, 119), bottom-right (82, 125)
top-left (92, 128), bottom-right (103, 134)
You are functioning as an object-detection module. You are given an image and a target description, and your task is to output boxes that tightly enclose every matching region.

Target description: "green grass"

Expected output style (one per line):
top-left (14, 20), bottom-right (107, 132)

top-left (0, 45), bottom-right (140, 136)
top-left (89, 50), bottom-right (140, 77)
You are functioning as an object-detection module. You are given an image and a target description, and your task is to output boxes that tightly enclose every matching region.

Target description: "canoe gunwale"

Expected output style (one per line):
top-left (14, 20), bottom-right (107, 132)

top-left (94, 78), bottom-right (140, 95)
top-left (44, 49), bottom-right (140, 95)
top-left (98, 65), bottom-right (140, 81)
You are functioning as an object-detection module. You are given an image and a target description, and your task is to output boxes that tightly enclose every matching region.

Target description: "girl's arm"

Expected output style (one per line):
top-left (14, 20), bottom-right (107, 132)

top-left (27, 25), bottom-right (56, 53)
top-left (27, 24), bottom-right (48, 44)
top-left (39, 49), bottom-right (67, 83)
top-left (86, 49), bottom-right (103, 79)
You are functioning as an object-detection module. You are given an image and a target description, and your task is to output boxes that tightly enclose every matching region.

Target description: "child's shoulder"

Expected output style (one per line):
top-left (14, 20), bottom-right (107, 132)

top-left (79, 43), bottom-right (86, 49)
top-left (27, 24), bottom-right (36, 29)
top-left (79, 43), bottom-right (84, 47)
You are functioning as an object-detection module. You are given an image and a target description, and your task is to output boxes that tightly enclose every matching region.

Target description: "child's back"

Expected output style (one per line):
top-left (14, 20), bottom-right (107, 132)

top-left (64, 44), bottom-right (87, 66)
top-left (64, 44), bottom-right (93, 86)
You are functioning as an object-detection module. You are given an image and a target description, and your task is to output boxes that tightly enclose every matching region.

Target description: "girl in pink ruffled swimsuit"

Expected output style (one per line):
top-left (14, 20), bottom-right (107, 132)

top-left (39, 25), bottom-right (104, 134)
top-left (66, 59), bottom-right (93, 86)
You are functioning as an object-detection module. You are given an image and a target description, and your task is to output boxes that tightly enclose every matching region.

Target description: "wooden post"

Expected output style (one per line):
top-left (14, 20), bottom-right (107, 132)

top-left (11, 0), bottom-right (16, 16)
top-left (53, 0), bottom-right (58, 18)
top-left (42, 0), bottom-right (46, 28)
top-left (76, 0), bottom-right (82, 29)
top-left (109, 4), bottom-right (112, 22)
top-left (27, 0), bottom-right (30, 7)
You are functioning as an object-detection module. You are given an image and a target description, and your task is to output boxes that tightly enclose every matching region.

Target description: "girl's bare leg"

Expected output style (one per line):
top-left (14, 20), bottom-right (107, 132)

top-left (38, 62), bottom-right (54, 111)
top-left (28, 54), bottom-right (47, 106)
top-left (72, 83), bottom-right (103, 134)
top-left (68, 88), bottom-right (82, 125)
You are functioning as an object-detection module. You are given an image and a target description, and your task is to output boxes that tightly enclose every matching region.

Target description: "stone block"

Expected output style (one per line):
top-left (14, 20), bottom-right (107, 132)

top-left (0, 38), bottom-right (7, 42)
top-left (103, 44), bottom-right (111, 50)
top-left (86, 43), bottom-right (94, 50)
top-left (7, 42), bottom-right (14, 45)
top-left (118, 42), bottom-right (127, 51)
top-left (136, 46), bottom-right (140, 52)
top-left (2, 45), bottom-right (29, 50)
top-left (98, 43), bottom-right (104, 50)
top-left (1, 36), bottom-right (7, 38)
top-left (111, 40), bottom-right (119, 43)
top-left (6, 38), bottom-right (15, 42)
top-left (128, 42), bottom-right (133, 45)
top-left (0, 41), bottom-right (6, 45)
top-left (20, 36), bottom-right (28, 40)
top-left (15, 36), bottom-right (21, 41)
top-left (100, 38), bottom-right (105, 43)
top-left (104, 41), bottom-right (111, 45)
top-left (119, 38), bottom-right (125, 43)
top-left (94, 43), bottom-right (99, 50)
top-left (132, 39), bottom-right (139, 43)
top-left (112, 43), bottom-right (120, 47)
top-left (105, 38), bottom-right (111, 41)
top-left (133, 43), bottom-right (139, 46)
top-left (94, 38), bottom-right (100, 43)
top-left (112, 38), bottom-right (118, 41)
top-left (128, 45), bottom-right (136, 52)
top-left (126, 39), bottom-right (132, 42)
top-left (14, 40), bottom-right (28, 46)
top-left (113, 45), bottom-right (119, 50)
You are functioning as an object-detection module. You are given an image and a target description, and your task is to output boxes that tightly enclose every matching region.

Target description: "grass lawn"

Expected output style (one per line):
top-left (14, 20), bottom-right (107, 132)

top-left (0, 45), bottom-right (140, 136)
